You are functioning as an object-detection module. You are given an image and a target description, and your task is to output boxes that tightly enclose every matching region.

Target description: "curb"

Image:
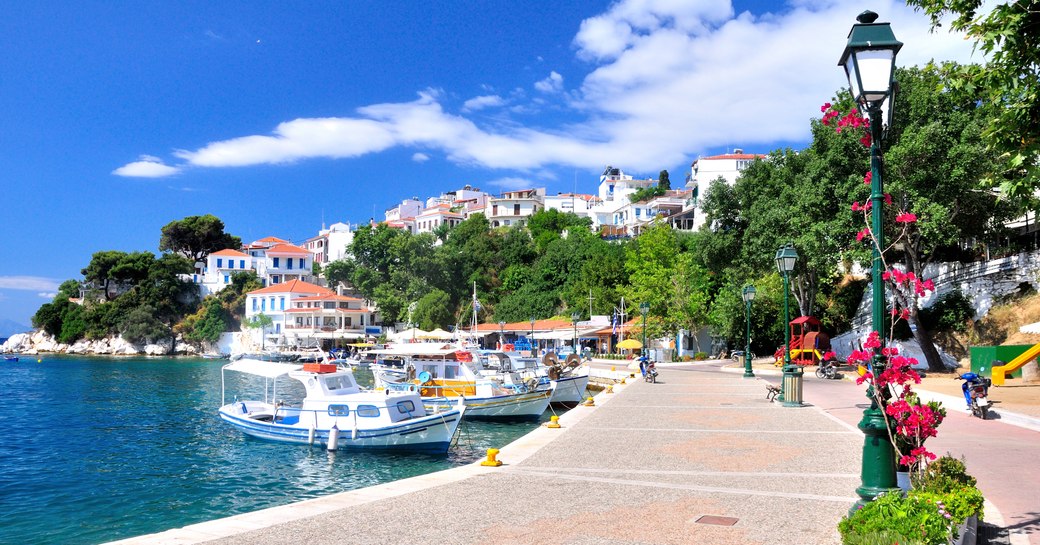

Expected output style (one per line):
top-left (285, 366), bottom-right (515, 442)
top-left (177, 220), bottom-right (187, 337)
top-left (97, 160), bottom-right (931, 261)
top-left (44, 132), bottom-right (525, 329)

top-left (913, 388), bottom-right (1040, 433)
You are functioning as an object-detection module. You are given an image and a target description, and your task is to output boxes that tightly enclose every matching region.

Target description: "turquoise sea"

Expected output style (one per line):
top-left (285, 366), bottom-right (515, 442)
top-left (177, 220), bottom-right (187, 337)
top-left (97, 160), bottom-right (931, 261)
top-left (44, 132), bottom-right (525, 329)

top-left (0, 356), bottom-right (551, 545)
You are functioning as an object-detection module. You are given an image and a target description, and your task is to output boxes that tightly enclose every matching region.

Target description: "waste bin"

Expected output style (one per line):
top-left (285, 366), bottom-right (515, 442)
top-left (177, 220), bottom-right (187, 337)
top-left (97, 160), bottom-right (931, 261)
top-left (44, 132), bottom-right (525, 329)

top-left (781, 364), bottom-right (803, 407)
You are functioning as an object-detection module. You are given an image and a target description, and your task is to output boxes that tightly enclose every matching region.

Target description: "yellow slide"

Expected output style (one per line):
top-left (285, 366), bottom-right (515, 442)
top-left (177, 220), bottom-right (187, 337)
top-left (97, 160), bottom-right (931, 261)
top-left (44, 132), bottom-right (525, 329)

top-left (991, 341), bottom-right (1040, 385)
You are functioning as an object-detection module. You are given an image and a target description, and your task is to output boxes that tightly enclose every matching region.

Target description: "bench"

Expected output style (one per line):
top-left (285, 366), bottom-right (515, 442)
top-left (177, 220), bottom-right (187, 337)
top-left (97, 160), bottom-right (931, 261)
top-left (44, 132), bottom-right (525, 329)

top-left (766, 384), bottom-right (781, 402)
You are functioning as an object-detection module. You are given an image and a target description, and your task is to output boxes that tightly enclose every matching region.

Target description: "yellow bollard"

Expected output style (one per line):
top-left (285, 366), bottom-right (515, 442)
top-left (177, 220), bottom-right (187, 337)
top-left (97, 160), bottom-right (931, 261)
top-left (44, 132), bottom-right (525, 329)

top-left (480, 448), bottom-right (503, 467)
top-left (630, 373), bottom-right (636, 378)
top-left (546, 415), bottom-right (561, 428)
top-left (610, 366), bottom-right (616, 372)
top-left (605, 384), bottom-right (614, 394)
top-left (582, 396), bottom-right (595, 407)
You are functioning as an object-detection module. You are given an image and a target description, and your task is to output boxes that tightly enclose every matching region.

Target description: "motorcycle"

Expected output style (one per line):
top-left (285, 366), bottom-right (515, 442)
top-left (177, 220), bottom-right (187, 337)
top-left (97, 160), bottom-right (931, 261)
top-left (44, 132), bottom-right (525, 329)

top-left (640, 356), bottom-right (658, 383)
top-left (958, 372), bottom-right (991, 420)
top-left (815, 359), bottom-right (841, 380)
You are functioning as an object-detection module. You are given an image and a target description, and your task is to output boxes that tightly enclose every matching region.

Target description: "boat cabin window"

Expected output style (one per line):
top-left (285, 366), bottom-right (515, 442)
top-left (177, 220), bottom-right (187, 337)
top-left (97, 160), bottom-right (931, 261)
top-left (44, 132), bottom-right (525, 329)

top-left (323, 375), bottom-right (354, 391)
top-left (422, 365), bottom-right (439, 378)
top-left (327, 405), bottom-right (350, 416)
top-left (442, 365), bottom-right (458, 380)
top-left (395, 400), bottom-right (416, 415)
top-left (356, 405), bottom-right (380, 418)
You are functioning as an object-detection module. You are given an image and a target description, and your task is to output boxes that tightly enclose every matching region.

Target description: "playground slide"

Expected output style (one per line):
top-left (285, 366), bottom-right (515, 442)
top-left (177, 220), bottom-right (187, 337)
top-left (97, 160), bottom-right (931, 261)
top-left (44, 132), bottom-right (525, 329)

top-left (991, 341), bottom-right (1040, 386)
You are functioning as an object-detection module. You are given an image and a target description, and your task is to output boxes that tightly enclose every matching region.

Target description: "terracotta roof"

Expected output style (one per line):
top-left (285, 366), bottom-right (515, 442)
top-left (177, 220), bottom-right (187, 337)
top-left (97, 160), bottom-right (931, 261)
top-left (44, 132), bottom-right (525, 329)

top-left (210, 249), bottom-right (249, 257)
top-left (255, 236), bottom-right (289, 243)
top-left (248, 279), bottom-right (333, 296)
top-left (284, 307), bottom-right (368, 313)
top-left (265, 243), bottom-right (310, 255)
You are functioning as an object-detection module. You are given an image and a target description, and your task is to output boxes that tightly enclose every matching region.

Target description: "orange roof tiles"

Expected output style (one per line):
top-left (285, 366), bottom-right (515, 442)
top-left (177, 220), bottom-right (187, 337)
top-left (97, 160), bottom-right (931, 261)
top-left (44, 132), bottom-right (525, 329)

top-left (265, 243), bottom-right (310, 255)
top-left (248, 279), bottom-right (333, 296)
top-left (210, 249), bottom-right (249, 257)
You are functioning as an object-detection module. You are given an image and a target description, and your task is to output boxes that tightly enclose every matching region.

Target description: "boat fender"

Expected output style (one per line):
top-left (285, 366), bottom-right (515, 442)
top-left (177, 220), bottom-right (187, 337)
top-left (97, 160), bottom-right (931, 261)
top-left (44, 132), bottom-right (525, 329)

top-left (418, 371), bottom-right (432, 384)
top-left (307, 426), bottom-right (316, 446)
top-left (327, 425), bottom-right (340, 451)
top-left (407, 383), bottom-right (417, 392)
top-left (384, 388), bottom-right (391, 396)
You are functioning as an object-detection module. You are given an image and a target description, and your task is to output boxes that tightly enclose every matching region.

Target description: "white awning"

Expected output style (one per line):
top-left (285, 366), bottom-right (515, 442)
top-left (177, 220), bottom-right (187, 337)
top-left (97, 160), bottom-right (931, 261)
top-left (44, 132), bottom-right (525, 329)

top-left (533, 328), bottom-right (600, 340)
top-left (223, 358), bottom-right (303, 379)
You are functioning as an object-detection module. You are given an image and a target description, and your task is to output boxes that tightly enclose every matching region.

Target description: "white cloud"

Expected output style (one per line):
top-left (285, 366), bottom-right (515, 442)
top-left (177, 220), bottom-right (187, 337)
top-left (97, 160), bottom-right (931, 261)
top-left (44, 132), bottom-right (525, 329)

top-left (0, 276), bottom-right (60, 292)
top-left (412, 152), bottom-right (430, 162)
top-left (534, 71), bottom-right (564, 93)
top-left (462, 94), bottom-right (506, 111)
top-left (123, 1), bottom-right (979, 176)
top-left (112, 156), bottom-right (181, 178)
top-left (38, 292), bottom-right (57, 299)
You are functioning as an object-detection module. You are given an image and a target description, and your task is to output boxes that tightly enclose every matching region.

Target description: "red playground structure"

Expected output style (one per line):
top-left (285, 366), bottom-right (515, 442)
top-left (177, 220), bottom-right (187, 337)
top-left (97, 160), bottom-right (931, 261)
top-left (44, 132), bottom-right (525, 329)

top-left (775, 316), bottom-right (833, 366)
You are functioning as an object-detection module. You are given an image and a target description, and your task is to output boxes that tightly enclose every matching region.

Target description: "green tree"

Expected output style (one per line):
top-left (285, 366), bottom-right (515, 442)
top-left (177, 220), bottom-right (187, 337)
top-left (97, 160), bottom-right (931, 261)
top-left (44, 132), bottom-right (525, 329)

top-left (159, 214), bottom-right (241, 263)
top-left (907, 0), bottom-right (1040, 196)
top-left (413, 289), bottom-right (453, 330)
top-left (243, 313), bottom-right (273, 349)
top-left (81, 250), bottom-right (127, 301)
top-left (659, 169), bottom-right (671, 190)
top-left (120, 305), bottom-right (170, 344)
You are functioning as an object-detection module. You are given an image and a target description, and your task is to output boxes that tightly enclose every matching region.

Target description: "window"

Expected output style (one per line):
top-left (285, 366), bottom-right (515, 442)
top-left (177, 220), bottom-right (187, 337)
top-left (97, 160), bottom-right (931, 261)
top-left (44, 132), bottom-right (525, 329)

top-left (287, 259), bottom-right (293, 270)
top-left (261, 299), bottom-right (266, 311)
top-left (252, 298), bottom-right (258, 311)
top-left (240, 260), bottom-right (246, 269)
top-left (422, 365), bottom-right (439, 378)
top-left (635, 208), bottom-right (641, 217)
top-left (327, 404), bottom-right (349, 416)
top-left (216, 258), bottom-right (223, 268)
top-left (273, 257), bottom-right (280, 268)
top-left (356, 405), bottom-right (380, 418)
top-left (396, 400), bottom-right (416, 414)
top-left (299, 258), bottom-right (305, 269)
top-left (492, 205), bottom-right (498, 216)
top-left (224, 275), bottom-right (230, 284)
top-left (272, 275), bottom-right (280, 284)
top-left (443, 365), bottom-right (458, 380)
top-left (228, 260), bottom-right (234, 269)
top-left (513, 204), bottom-right (520, 215)
top-left (279, 297), bottom-right (285, 310)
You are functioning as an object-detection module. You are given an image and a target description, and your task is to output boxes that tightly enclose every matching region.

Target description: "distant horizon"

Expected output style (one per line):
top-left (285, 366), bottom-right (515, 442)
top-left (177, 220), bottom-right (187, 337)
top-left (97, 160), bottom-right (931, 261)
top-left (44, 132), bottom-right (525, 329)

top-left (0, 1), bottom-right (981, 325)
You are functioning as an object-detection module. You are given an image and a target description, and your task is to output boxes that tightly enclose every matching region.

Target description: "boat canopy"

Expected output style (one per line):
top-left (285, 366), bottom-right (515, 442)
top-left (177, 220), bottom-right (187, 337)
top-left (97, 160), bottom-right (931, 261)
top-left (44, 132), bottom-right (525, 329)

top-left (224, 358), bottom-right (304, 379)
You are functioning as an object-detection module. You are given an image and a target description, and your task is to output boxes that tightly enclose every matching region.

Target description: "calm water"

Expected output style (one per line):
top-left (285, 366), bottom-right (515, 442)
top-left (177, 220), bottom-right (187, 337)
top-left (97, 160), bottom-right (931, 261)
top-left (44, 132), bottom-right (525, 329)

top-left (0, 356), bottom-right (551, 545)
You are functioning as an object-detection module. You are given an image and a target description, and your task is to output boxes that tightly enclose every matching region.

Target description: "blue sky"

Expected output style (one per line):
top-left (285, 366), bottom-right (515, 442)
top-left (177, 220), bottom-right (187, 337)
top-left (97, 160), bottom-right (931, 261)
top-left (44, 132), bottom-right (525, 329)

top-left (0, 1), bottom-right (978, 327)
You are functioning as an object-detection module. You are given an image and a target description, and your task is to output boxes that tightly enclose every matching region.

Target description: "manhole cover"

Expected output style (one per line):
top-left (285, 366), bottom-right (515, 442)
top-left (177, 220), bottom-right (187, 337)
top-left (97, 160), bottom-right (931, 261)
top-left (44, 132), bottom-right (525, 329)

top-left (694, 515), bottom-right (739, 526)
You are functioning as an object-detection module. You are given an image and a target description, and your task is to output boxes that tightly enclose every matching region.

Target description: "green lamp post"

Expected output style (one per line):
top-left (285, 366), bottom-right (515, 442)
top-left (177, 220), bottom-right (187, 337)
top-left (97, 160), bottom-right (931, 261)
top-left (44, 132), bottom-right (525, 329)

top-left (639, 302), bottom-right (650, 358)
top-left (741, 285), bottom-right (756, 378)
top-left (775, 243), bottom-right (802, 407)
top-left (530, 317), bottom-right (536, 354)
top-left (839, 9), bottom-right (902, 510)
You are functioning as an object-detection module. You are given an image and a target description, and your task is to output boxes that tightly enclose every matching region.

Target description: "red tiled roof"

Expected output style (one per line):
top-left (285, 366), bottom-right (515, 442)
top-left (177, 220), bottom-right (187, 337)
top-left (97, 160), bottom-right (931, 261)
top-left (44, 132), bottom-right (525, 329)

top-left (248, 279), bottom-right (333, 296)
top-left (265, 243), bottom-right (310, 255)
top-left (210, 249), bottom-right (249, 257)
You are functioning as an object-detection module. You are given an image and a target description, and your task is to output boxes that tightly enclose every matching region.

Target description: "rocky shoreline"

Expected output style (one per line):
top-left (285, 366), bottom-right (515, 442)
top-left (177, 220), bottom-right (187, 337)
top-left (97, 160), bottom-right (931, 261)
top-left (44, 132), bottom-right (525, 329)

top-left (1, 330), bottom-right (203, 356)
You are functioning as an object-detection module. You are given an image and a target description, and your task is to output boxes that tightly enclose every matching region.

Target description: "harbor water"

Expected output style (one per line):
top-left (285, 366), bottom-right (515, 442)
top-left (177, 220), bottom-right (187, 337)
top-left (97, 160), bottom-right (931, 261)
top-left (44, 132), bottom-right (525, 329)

top-left (0, 356), bottom-right (552, 545)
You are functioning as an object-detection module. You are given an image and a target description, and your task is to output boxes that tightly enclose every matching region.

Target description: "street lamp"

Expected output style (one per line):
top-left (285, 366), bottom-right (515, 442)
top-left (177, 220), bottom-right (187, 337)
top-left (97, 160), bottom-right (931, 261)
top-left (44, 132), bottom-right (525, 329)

top-left (571, 312), bottom-right (580, 356)
top-left (639, 302), bottom-right (650, 359)
top-left (741, 285), bottom-right (756, 378)
top-left (841, 10), bottom-right (902, 511)
top-left (775, 243), bottom-right (798, 367)
top-left (498, 320), bottom-right (506, 350)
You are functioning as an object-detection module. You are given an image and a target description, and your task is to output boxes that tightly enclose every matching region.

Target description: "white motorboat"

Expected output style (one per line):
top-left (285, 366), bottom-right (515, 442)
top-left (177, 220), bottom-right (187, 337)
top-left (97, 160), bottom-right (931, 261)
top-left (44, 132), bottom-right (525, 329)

top-left (477, 350), bottom-right (590, 404)
top-left (218, 359), bottom-right (465, 452)
top-left (370, 344), bottom-right (553, 420)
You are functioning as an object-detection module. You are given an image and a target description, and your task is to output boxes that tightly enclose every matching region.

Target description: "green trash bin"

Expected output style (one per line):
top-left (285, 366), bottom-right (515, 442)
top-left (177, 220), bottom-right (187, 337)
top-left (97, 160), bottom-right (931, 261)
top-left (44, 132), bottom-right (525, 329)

top-left (781, 364), bottom-right (803, 407)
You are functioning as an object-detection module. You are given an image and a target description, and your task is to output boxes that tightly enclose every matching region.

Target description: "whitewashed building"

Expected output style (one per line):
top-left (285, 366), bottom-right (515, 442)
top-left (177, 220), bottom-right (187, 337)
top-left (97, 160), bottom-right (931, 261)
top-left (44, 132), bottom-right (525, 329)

top-left (587, 167), bottom-right (657, 233)
top-left (686, 150), bottom-right (765, 230)
top-left (385, 199), bottom-right (423, 223)
top-left (544, 193), bottom-right (598, 219)
top-left (305, 222), bottom-right (355, 265)
top-left (245, 279), bottom-right (380, 342)
top-left (414, 204), bottom-right (465, 234)
top-left (486, 188), bottom-right (545, 228)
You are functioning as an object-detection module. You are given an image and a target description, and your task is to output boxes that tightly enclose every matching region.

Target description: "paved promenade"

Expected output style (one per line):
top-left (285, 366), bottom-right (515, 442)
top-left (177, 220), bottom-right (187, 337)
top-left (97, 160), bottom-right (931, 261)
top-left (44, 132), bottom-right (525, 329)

top-left (115, 361), bottom-right (865, 545)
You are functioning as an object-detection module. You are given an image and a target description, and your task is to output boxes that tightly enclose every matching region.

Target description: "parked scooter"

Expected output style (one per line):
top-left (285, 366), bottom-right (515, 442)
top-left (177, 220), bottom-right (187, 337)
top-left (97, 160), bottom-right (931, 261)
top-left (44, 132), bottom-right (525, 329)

top-left (958, 372), bottom-right (991, 420)
top-left (815, 359), bottom-right (841, 380)
top-left (639, 355), bottom-right (658, 383)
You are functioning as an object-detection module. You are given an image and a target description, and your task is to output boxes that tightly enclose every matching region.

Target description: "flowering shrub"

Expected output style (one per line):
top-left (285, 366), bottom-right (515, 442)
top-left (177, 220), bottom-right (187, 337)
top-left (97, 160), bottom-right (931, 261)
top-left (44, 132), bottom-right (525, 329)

top-left (838, 491), bottom-right (954, 545)
top-left (822, 102), bottom-right (943, 473)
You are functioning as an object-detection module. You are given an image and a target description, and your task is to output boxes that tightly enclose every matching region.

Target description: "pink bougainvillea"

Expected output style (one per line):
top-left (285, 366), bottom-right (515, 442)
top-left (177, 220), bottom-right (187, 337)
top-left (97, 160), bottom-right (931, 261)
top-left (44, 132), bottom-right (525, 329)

top-left (821, 101), bottom-right (944, 474)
